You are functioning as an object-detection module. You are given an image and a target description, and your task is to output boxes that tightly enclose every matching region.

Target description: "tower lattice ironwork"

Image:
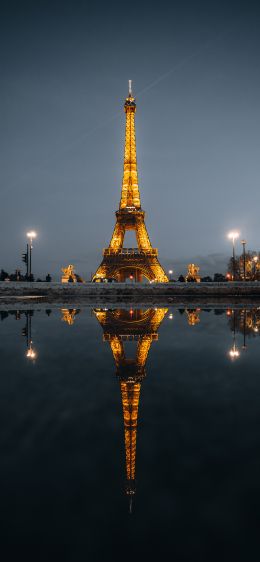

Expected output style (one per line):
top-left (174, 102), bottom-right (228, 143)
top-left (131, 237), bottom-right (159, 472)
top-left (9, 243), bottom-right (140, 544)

top-left (93, 307), bottom-right (167, 510)
top-left (93, 82), bottom-right (168, 283)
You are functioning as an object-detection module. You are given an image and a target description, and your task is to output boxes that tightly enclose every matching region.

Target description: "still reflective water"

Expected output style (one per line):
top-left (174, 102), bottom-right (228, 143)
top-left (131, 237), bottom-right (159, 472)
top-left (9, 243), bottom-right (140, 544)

top-left (0, 306), bottom-right (260, 561)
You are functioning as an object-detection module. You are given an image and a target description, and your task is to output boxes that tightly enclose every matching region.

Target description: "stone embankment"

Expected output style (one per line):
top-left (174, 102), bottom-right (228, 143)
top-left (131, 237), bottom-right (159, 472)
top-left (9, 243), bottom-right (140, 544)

top-left (0, 281), bottom-right (260, 307)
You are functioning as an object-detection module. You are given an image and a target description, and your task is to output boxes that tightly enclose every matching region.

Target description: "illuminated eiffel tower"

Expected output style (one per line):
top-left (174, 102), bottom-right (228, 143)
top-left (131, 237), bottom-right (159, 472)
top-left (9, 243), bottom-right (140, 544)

top-left (94, 307), bottom-right (167, 510)
top-left (93, 81), bottom-right (168, 283)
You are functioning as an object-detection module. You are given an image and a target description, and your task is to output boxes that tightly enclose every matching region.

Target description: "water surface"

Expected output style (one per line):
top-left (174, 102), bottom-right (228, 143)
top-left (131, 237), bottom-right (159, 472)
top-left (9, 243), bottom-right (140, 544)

top-left (0, 306), bottom-right (260, 561)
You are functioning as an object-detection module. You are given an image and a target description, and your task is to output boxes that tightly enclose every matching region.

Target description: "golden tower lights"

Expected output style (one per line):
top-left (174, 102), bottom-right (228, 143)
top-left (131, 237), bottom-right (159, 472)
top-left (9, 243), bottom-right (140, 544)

top-left (93, 307), bottom-right (167, 510)
top-left (93, 82), bottom-right (168, 283)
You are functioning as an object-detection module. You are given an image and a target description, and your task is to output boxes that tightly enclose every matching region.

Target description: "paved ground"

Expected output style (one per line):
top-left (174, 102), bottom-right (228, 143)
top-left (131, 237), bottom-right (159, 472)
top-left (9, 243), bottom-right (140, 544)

top-left (0, 281), bottom-right (260, 307)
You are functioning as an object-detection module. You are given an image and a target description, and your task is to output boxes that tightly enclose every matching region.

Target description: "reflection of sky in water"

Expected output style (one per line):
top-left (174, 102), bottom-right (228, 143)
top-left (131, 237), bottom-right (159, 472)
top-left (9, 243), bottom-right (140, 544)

top-left (0, 307), bottom-right (259, 561)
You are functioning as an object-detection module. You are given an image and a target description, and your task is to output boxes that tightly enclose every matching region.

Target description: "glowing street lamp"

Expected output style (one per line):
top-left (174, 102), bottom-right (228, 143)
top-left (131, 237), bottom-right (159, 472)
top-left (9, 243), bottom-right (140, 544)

top-left (227, 231), bottom-right (240, 280)
top-left (26, 231), bottom-right (37, 280)
top-left (168, 269), bottom-right (173, 281)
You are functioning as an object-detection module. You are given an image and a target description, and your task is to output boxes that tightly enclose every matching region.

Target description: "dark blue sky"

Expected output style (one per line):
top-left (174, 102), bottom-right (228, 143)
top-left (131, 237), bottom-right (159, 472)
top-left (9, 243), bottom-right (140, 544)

top-left (1, 0), bottom-right (260, 278)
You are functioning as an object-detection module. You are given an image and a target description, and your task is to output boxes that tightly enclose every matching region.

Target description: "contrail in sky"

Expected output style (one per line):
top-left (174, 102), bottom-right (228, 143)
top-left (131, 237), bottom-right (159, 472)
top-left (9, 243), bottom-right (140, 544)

top-left (5, 16), bottom-right (242, 191)
top-left (46, 16), bottom-right (241, 155)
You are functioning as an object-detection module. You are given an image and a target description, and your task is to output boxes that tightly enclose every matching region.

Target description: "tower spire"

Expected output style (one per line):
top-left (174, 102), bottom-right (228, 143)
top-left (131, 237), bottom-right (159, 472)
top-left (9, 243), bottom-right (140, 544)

top-left (120, 81), bottom-right (141, 209)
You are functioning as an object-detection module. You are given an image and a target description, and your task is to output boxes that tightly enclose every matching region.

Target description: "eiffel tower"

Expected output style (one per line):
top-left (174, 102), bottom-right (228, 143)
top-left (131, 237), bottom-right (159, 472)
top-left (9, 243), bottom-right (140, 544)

top-left (93, 307), bottom-right (167, 510)
top-left (93, 81), bottom-right (168, 283)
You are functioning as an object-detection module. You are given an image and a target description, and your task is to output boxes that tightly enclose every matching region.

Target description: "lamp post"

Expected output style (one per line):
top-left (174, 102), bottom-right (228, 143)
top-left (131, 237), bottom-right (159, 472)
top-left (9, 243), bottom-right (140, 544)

top-left (241, 239), bottom-right (246, 280)
top-left (22, 245), bottom-right (29, 278)
top-left (227, 231), bottom-right (239, 280)
top-left (168, 269), bottom-right (173, 281)
top-left (26, 231), bottom-right (37, 281)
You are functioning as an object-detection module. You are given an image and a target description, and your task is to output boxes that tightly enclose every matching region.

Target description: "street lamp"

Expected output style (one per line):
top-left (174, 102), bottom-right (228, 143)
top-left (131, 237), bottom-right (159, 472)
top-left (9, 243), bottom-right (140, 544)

top-left (241, 240), bottom-right (246, 280)
top-left (26, 231), bottom-right (37, 280)
top-left (227, 231), bottom-right (239, 280)
top-left (168, 269), bottom-right (173, 281)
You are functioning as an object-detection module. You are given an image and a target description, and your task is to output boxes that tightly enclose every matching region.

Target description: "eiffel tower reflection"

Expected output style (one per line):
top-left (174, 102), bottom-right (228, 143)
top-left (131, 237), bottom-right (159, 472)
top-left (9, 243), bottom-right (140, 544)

top-left (93, 307), bottom-right (167, 511)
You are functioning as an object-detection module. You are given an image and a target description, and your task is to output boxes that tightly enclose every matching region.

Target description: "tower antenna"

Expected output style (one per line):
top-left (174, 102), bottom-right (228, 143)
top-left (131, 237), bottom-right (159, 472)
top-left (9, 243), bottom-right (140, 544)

top-left (129, 79), bottom-right (132, 96)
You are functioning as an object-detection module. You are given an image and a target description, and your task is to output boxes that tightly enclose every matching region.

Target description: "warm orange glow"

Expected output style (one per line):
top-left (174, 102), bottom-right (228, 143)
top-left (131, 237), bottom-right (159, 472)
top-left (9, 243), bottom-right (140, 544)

top-left (26, 346), bottom-right (37, 359)
top-left (61, 308), bottom-right (77, 325)
top-left (93, 307), bottom-right (168, 495)
top-left (120, 93), bottom-right (140, 210)
top-left (186, 264), bottom-right (200, 282)
top-left (186, 309), bottom-right (200, 326)
top-left (61, 265), bottom-right (76, 283)
top-left (92, 83), bottom-right (169, 283)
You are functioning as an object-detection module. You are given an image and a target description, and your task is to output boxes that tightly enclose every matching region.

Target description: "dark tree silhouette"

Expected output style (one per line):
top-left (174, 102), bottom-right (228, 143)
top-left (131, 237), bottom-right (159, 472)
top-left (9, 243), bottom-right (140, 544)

top-left (0, 269), bottom-right (9, 281)
top-left (214, 273), bottom-right (226, 282)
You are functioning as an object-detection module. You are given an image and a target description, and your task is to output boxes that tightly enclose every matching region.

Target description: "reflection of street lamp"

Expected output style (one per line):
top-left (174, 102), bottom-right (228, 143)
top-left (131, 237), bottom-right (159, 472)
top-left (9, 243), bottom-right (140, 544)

top-left (168, 313), bottom-right (173, 320)
top-left (227, 231), bottom-right (239, 280)
top-left (228, 309), bottom-right (240, 360)
top-left (23, 312), bottom-right (37, 360)
top-left (26, 345), bottom-right (37, 360)
top-left (229, 344), bottom-right (240, 359)
top-left (26, 231), bottom-right (37, 280)
top-left (241, 240), bottom-right (246, 280)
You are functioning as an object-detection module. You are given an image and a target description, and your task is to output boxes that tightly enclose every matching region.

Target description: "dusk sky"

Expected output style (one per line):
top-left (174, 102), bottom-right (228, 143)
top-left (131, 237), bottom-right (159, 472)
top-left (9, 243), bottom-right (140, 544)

top-left (1, 0), bottom-right (260, 279)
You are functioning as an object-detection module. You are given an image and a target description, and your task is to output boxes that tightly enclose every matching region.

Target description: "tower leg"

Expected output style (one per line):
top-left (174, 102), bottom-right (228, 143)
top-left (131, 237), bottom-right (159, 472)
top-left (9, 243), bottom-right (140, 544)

top-left (109, 220), bottom-right (125, 251)
top-left (136, 215), bottom-right (152, 251)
